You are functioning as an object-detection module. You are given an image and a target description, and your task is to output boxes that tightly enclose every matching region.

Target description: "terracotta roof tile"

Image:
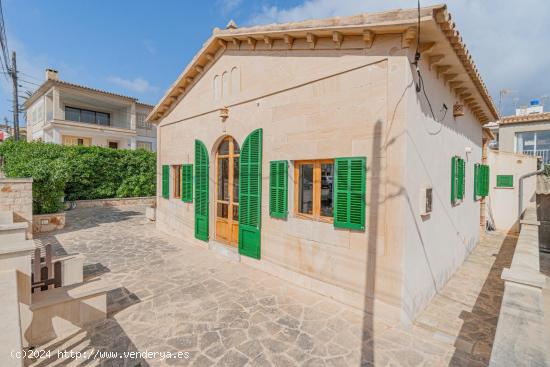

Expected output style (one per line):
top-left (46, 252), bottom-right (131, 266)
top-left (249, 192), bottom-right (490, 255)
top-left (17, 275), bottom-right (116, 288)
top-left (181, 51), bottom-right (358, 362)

top-left (500, 112), bottom-right (550, 125)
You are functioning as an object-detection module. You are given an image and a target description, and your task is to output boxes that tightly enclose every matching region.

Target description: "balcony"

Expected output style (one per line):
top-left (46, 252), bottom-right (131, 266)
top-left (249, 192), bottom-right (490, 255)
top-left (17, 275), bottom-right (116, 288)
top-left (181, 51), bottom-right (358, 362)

top-left (63, 106), bottom-right (132, 130)
top-left (521, 149), bottom-right (550, 165)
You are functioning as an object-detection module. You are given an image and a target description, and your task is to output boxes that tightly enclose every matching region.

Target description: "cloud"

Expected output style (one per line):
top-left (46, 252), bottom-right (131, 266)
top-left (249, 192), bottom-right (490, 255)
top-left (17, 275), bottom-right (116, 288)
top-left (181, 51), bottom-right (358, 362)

top-left (249, 0), bottom-right (550, 116)
top-left (218, 0), bottom-right (243, 14)
top-left (143, 39), bottom-right (156, 54)
top-left (106, 76), bottom-right (158, 94)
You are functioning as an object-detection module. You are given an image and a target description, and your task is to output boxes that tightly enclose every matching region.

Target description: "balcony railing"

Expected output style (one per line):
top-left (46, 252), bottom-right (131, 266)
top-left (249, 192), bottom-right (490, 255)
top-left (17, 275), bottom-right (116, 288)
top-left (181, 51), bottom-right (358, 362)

top-left (63, 118), bottom-right (132, 130)
top-left (521, 149), bottom-right (550, 164)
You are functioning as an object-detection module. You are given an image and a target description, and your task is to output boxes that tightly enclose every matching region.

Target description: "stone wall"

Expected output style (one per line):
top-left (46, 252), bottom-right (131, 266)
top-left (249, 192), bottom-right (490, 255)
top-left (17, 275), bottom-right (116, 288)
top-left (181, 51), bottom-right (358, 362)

top-left (536, 194), bottom-right (550, 251)
top-left (0, 177), bottom-right (33, 239)
top-left (74, 196), bottom-right (155, 208)
top-left (33, 212), bottom-right (66, 233)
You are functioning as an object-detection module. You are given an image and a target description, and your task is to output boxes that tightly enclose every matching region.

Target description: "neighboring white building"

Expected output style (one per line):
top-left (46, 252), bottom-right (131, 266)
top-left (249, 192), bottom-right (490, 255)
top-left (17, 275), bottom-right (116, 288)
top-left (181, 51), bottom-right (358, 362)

top-left (497, 100), bottom-right (550, 164)
top-left (24, 69), bottom-right (157, 151)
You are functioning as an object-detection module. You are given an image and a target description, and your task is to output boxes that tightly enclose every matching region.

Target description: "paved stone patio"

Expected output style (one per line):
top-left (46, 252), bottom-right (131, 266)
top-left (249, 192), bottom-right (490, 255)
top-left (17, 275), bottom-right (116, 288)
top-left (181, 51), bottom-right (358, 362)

top-left (28, 206), bottom-right (517, 366)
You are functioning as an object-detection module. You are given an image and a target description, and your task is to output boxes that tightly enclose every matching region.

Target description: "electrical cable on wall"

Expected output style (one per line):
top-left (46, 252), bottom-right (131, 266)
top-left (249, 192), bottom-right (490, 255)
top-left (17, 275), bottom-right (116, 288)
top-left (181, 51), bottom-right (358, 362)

top-left (412, 0), bottom-right (447, 126)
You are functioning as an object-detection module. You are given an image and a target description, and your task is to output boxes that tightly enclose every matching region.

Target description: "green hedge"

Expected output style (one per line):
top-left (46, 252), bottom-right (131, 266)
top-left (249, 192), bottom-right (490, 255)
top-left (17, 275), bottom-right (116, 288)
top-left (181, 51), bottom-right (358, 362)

top-left (0, 141), bottom-right (156, 214)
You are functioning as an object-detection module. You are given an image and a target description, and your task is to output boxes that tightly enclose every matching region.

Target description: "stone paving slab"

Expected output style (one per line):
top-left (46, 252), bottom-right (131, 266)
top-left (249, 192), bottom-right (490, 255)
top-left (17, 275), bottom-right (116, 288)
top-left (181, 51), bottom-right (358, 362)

top-left (27, 206), bottom-right (517, 367)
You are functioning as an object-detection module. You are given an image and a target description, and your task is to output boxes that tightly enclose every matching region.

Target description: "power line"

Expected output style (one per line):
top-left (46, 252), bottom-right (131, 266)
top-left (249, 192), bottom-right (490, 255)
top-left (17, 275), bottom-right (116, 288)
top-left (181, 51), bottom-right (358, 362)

top-left (0, 0), bottom-right (10, 82)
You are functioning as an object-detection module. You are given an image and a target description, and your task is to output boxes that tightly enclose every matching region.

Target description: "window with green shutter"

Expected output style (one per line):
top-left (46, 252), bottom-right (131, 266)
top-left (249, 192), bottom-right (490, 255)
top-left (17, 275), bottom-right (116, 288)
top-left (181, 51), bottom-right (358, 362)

top-left (474, 164), bottom-right (490, 199)
top-left (334, 157), bottom-right (366, 231)
top-left (451, 156), bottom-right (465, 204)
top-left (182, 164), bottom-right (193, 202)
top-left (496, 175), bottom-right (513, 188)
top-left (269, 160), bottom-right (288, 219)
top-left (238, 128), bottom-right (262, 259)
top-left (194, 140), bottom-right (209, 241)
top-left (161, 165), bottom-right (169, 199)
top-left (458, 158), bottom-right (465, 200)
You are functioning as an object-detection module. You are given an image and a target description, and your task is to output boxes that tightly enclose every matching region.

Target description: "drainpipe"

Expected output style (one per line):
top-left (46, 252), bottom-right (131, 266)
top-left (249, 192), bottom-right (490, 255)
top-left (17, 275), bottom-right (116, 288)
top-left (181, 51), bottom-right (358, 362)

top-left (518, 168), bottom-right (544, 218)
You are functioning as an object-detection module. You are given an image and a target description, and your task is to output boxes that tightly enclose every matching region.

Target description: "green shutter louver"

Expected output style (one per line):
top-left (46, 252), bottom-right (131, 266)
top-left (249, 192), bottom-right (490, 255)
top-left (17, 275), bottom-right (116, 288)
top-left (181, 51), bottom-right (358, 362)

top-left (194, 140), bottom-right (209, 241)
top-left (451, 156), bottom-right (465, 204)
top-left (334, 157), bottom-right (366, 230)
top-left (269, 160), bottom-right (288, 219)
top-left (458, 158), bottom-right (465, 200)
top-left (482, 165), bottom-right (490, 196)
top-left (161, 165), bottom-right (169, 199)
top-left (496, 175), bottom-right (513, 188)
top-left (474, 164), bottom-right (490, 199)
top-left (238, 129), bottom-right (262, 259)
top-left (182, 164), bottom-right (193, 202)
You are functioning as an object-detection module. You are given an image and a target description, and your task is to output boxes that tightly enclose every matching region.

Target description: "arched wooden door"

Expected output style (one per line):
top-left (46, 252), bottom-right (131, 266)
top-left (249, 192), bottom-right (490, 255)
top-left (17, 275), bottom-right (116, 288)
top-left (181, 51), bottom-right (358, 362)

top-left (215, 136), bottom-right (239, 246)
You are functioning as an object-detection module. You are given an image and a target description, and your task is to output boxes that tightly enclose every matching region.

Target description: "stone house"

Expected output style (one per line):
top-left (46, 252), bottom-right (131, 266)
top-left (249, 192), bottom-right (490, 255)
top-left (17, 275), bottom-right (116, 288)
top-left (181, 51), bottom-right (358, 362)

top-left (148, 4), bottom-right (498, 323)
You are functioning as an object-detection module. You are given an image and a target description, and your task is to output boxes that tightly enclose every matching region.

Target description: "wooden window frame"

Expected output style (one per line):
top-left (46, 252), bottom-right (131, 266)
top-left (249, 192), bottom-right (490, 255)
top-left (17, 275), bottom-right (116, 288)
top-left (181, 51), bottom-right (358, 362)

top-left (172, 165), bottom-right (182, 199)
top-left (293, 159), bottom-right (334, 223)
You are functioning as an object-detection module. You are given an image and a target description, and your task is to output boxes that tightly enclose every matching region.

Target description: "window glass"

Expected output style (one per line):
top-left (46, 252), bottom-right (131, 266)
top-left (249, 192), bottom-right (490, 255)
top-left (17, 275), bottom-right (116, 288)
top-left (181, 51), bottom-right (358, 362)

top-left (80, 110), bottom-right (96, 124)
top-left (96, 112), bottom-right (110, 126)
top-left (108, 141), bottom-right (118, 149)
top-left (173, 165), bottom-right (182, 198)
top-left (233, 157), bottom-right (239, 203)
top-left (218, 157), bottom-right (229, 201)
top-left (299, 164), bottom-right (314, 215)
top-left (218, 140), bottom-right (230, 155)
top-left (320, 163), bottom-right (334, 217)
top-left (536, 131), bottom-right (550, 151)
top-left (65, 107), bottom-right (80, 122)
top-left (217, 203), bottom-right (228, 218)
top-left (517, 132), bottom-right (535, 152)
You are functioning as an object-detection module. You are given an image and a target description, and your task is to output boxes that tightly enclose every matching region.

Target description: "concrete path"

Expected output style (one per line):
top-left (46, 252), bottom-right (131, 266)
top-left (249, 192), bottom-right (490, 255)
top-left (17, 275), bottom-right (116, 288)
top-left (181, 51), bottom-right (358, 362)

top-left (28, 206), bottom-right (517, 366)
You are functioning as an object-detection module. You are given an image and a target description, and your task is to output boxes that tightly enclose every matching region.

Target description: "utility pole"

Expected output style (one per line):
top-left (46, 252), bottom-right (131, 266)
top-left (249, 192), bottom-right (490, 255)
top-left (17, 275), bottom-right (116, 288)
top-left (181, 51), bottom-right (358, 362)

top-left (10, 51), bottom-right (18, 141)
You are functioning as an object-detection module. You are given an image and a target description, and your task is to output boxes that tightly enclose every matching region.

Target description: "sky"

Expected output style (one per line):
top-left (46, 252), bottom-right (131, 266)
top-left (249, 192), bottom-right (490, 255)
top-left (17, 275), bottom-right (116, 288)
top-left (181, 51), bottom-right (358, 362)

top-left (1, 0), bottom-right (549, 127)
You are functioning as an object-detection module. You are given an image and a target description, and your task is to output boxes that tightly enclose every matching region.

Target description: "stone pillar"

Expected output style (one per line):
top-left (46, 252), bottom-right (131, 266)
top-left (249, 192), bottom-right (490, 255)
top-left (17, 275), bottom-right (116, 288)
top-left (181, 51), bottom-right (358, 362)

top-left (52, 87), bottom-right (62, 120)
top-left (130, 103), bottom-right (136, 131)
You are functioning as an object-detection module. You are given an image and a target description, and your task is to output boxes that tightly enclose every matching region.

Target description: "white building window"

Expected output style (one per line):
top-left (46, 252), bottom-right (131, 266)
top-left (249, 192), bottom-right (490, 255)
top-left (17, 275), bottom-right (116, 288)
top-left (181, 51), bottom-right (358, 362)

top-left (137, 113), bottom-right (152, 129)
top-left (137, 141), bottom-right (152, 151)
top-left (516, 130), bottom-right (550, 164)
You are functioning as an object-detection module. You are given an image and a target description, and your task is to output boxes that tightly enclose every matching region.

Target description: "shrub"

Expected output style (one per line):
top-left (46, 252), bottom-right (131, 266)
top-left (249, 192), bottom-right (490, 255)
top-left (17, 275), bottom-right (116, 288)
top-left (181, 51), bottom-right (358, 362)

top-left (0, 140), bottom-right (156, 214)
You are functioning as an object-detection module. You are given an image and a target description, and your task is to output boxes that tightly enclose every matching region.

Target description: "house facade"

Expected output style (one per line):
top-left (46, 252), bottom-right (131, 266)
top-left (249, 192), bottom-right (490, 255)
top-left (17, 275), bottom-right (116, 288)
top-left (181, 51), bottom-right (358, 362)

top-left (149, 5), bottom-right (498, 323)
top-left (498, 110), bottom-right (550, 165)
top-left (24, 69), bottom-right (157, 151)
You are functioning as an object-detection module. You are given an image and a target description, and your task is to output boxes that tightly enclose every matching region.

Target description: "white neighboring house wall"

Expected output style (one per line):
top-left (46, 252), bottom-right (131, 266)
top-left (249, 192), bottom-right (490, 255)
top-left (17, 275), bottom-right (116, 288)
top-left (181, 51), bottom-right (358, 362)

top-left (24, 70), bottom-right (156, 151)
top-left (401, 57), bottom-right (484, 322)
top-left (487, 149), bottom-right (537, 231)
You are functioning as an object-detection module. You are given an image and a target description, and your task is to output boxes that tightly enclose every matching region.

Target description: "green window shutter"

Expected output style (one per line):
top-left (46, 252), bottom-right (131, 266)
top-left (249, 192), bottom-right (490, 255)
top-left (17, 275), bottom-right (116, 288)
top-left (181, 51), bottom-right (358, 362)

top-left (457, 158), bottom-right (465, 200)
top-left (474, 164), bottom-right (480, 198)
top-left (194, 140), bottom-right (209, 241)
top-left (238, 128), bottom-right (263, 259)
top-left (334, 157), bottom-right (366, 231)
top-left (474, 163), bottom-right (490, 199)
top-left (269, 160), bottom-right (288, 219)
top-left (496, 174), bottom-right (513, 188)
top-left (451, 156), bottom-right (458, 204)
top-left (482, 165), bottom-right (490, 196)
top-left (182, 164), bottom-right (193, 202)
top-left (161, 165), bottom-right (169, 199)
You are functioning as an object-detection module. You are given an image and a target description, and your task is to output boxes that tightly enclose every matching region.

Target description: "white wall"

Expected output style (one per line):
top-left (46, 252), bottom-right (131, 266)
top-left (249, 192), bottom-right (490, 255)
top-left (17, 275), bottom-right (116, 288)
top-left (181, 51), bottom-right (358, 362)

top-left (401, 56), bottom-right (484, 322)
top-left (487, 150), bottom-right (537, 231)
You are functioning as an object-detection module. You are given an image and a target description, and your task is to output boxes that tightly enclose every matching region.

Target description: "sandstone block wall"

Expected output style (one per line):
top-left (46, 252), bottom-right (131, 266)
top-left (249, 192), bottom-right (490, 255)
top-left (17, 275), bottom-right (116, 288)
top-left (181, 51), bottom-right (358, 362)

top-left (0, 178), bottom-right (33, 239)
